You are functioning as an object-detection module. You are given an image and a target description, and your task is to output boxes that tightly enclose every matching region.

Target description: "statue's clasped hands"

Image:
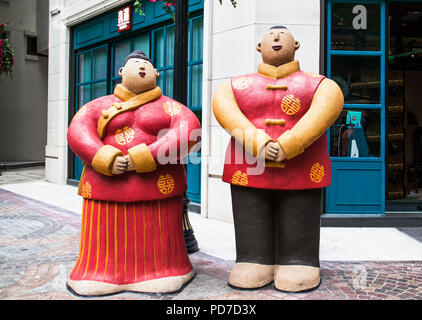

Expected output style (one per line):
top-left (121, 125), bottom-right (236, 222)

top-left (264, 141), bottom-right (286, 163)
top-left (111, 155), bottom-right (136, 175)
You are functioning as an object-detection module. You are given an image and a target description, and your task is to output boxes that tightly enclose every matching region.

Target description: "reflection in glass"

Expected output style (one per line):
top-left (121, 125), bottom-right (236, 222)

top-left (78, 85), bottom-right (91, 107)
top-left (330, 109), bottom-right (380, 158)
top-left (114, 40), bottom-right (131, 77)
top-left (331, 55), bottom-right (380, 104)
top-left (93, 47), bottom-right (107, 80)
top-left (190, 64), bottom-right (202, 108)
top-left (133, 34), bottom-right (150, 57)
top-left (191, 18), bottom-right (203, 61)
top-left (154, 29), bottom-right (165, 68)
top-left (93, 82), bottom-right (107, 99)
top-left (78, 53), bottom-right (91, 83)
top-left (331, 3), bottom-right (380, 51)
top-left (166, 27), bottom-right (175, 67)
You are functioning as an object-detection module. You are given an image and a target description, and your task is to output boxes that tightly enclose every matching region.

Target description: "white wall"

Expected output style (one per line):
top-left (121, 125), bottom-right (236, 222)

top-left (201, 0), bottom-right (322, 222)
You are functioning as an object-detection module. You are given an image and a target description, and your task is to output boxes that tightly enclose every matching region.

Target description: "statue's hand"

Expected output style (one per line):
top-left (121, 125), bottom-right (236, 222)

top-left (125, 155), bottom-right (136, 172)
top-left (111, 156), bottom-right (128, 175)
top-left (274, 144), bottom-right (287, 163)
top-left (264, 141), bottom-right (280, 161)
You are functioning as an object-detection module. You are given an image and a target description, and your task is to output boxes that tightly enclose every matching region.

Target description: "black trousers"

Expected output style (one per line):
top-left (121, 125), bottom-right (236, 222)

top-left (231, 185), bottom-right (322, 267)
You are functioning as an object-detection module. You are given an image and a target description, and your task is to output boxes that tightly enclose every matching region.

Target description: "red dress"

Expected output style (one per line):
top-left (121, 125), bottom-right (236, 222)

top-left (67, 84), bottom-right (201, 286)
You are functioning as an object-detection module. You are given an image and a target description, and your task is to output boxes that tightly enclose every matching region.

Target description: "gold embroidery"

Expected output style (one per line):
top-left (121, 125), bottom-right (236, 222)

top-left (231, 170), bottom-right (248, 186)
top-left (81, 181), bottom-right (92, 199)
top-left (310, 163), bottom-right (325, 183)
top-left (232, 77), bottom-right (254, 90)
top-left (163, 101), bottom-right (182, 116)
top-left (281, 94), bottom-right (301, 116)
top-left (157, 174), bottom-right (175, 195)
top-left (114, 126), bottom-right (135, 145)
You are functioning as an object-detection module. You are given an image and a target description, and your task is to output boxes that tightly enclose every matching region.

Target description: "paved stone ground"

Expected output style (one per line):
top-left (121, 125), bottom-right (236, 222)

top-left (1, 187), bottom-right (422, 300)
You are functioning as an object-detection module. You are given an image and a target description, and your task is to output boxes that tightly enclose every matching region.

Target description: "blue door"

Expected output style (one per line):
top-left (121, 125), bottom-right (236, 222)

top-left (326, 0), bottom-right (386, 214)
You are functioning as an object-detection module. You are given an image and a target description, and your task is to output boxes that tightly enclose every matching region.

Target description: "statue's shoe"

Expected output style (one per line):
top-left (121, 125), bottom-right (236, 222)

top-left (274, 265), bottom-right (320, 292)
top-left (67, 270), bottom-right (195, 297)
top-left (228, 262), bottom-right (274, 290)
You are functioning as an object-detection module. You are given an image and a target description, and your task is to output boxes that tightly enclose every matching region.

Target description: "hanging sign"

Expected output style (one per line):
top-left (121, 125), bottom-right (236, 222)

top-left (117, 6), bottom-right (132, 32)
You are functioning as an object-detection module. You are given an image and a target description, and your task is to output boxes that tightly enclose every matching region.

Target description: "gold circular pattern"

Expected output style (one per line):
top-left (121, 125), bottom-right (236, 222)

top-left (281, 94), bottom-right (301, 116)
top-left (81, 181), bottom-right (92, 199)
top-left (231, 170), bottom-right (248, 186)
top-left (232, 77), bottom-right (254, 91)
top-left (163, 101), bottom-right (182, 116)
top-left (310, 163), bottom-right (325, 183)
top-left (114, 126), bottom-right (135, 145)
top-left (157, 174), bottom-right (175, 195)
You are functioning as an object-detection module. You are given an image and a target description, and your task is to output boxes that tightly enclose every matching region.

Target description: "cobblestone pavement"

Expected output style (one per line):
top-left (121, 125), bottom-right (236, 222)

top-left (1, 188), bottom-right (422, 300)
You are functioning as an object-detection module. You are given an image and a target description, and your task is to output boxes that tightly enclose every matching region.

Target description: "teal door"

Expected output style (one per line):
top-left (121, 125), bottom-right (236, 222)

top-left (326, 0), bottom-right (386, 214)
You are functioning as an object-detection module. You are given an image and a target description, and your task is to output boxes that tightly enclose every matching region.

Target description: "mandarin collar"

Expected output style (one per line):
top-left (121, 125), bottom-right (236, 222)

top-left (258, 60), bottom-right (300, 79)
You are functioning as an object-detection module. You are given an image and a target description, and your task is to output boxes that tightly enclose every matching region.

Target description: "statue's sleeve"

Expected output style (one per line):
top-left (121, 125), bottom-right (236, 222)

top-left (67, 98), bottom-right (123, 176)
top-left (277, 78), bottom-right (344, 160)
top-left (212, 80), bottom-right (272, 158)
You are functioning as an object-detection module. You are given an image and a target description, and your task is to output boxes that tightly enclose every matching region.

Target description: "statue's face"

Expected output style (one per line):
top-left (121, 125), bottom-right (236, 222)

top-left (119, 58), bottom-right (160, 94)
top-left (257, 28), bottom-right (300, 67)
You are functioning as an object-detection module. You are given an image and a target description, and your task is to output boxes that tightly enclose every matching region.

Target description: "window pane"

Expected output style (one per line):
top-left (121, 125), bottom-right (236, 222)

top-left (93, 47), bottom-right (107, 80)
top-left (78, 85), bottom-right (91, 107)
top-left (191, 18), bottom-right (203, 61)
top-left (330, 109), bottom-right (381, 158)
top-left (166, 26), bottom-right (175, 67)
top-left (191, 64), bottom-right (202, 108)
top-left (133, 34), bottom-right (150, 58)
top-left (165, 69), bottom-right (173, 98)
top-left (331, 3), bottom-right (380, 51)
top-left (78, 52), bottom-right (91, 83)
top-left (331, 55), bottom-right (380, 104)
top-left (156, 72), bottom-right (164, 91)
top-left (153, 29), bottom-right (165, 68)
top-left (93, 82), bottom-right (107, 99)
top-left (114, 40), bottom-right (131, 77)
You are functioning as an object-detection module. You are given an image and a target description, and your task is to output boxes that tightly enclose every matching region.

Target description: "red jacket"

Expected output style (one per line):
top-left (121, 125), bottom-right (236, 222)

top-left (221, 68), bottom-right (331, 190)
top-left (67, 85), bottom-right (201, 202)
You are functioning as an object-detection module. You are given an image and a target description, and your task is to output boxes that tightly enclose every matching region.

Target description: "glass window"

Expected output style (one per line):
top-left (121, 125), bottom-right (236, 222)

top-left (154, 29), bottom-right (165, 68)
top-left (165, 69), bottom-right (173, 97)
top-left (78, 85), bottom-right (91, 107)
top-left (133, 34), bottom-right (150, 57)
top-left (190, 64), bottom-right (202, 108)
top-left (331, 3), bottom-right (381, 51)
top-left (93, 82), bottom-right (107, 99)
top-left (191, 18), bottom-right (203, 61)
top-left (114, 40), bottom-right (131, 77)
top-left (331, 55), bottom-right (381, 104)
top-left (166, 27), bottom-right (175, 67)
top-left (78, 53), bottom-right (91, 83)
top-left (330, 109), bottom-right (381, 158)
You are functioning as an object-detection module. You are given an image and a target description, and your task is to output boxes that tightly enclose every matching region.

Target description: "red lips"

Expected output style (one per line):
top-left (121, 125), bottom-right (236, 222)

top-left (139, 72), bottom-right (146, 77)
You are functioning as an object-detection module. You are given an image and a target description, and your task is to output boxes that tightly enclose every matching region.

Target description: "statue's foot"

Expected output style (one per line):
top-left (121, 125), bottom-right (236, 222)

top-left (274, 265), bottom-right (320, 292)
top-left (67, 270), bottom-right (195, 297)
top-left (228, 262), bottom-right (274, 290)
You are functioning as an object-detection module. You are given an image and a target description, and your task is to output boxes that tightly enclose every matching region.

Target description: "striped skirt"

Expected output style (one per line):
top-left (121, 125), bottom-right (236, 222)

top-left (69, 195), bottom-right (193, 284)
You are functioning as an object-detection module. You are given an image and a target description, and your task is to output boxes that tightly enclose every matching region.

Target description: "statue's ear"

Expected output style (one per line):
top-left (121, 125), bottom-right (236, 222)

top-left (256, 42), bottom-right (262, 53)
top-left (294, 40), bottom-right (300, 51)
top-left (155, 69), bottom-right (160, 78)
top-left (118, 67), bottom-right (124, 77)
